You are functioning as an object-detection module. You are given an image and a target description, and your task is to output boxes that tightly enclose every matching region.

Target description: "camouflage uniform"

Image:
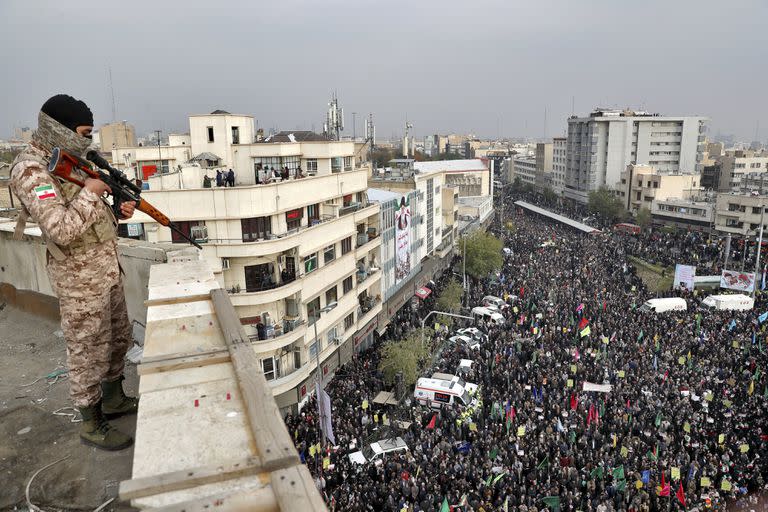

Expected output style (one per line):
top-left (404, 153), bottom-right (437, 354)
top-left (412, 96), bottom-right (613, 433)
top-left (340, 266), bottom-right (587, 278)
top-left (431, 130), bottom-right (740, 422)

top-left (10, 112), bottom-right (132, 408)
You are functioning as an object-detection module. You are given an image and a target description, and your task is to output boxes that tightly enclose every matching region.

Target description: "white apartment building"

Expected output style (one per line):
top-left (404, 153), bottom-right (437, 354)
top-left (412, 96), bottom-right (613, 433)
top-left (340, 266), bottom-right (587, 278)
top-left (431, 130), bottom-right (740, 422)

top-left (714, 193), bottom-right (768, 237)
top-left (512, 156), bottom-right (537, 188)
top-left (651, 198), bottom-right (713, 231)
top-left (120, 111), bottom-right (381, 411)
top-left (552, 137), bottom-right (567, 195)
top-left (564, 108), bottom-right (707, 203)
top-left (615, 164), bottom-right (701, 213)
top-left (715, 150), bottom-right (768, 192)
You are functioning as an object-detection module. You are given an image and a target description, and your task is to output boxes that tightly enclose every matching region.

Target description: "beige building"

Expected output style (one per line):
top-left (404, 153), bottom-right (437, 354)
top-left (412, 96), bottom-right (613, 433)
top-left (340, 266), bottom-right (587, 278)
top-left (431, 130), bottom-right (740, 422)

top-left (122, 111), bottom-right (381, 410)
top-left (99, 121), bottom-right (137, 151)
top-left (651, 198), bottom-right (714, 231)
top-left (714, 193), bottom-right (768, 236)
top-left (535, 142), bottom-right (553, 192)
top-left (615, 164), bottom-right (701, 213)
top-left (552, 137), bottom-right (567, 195)
top-left (512, 156), bottom-right (537, 188)
top-left (715, 150), bottom-right (768, 192)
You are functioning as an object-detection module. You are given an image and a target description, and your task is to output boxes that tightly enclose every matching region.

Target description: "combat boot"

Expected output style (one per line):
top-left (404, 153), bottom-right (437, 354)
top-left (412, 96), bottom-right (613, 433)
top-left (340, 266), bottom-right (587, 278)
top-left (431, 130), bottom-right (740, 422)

top-left (101, 375), bottom-right (139, 418)
top-left (78, 402), bottom-right (133, 451)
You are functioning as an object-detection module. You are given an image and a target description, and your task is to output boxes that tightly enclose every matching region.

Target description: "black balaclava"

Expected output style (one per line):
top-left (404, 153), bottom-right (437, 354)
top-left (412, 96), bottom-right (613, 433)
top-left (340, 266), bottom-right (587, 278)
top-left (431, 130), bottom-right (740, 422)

top-left (32, 94), bottom-right (94, 156)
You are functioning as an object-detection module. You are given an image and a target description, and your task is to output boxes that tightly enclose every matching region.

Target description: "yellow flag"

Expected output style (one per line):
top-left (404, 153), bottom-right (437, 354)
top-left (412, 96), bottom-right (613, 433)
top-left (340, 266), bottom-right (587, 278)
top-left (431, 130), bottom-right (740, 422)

top-left (683, 422), bottom-right (691, 433)
top-left (612, 434), bottom-right (617, 448)
top-left (721, 479), bottom-right (732, 491)
top-left (748, 380), bottom-right (755, 396)
top-left (620, 446), bottom-right (628, 457)
top-left (309, 444), bottom-right (316, 457)
top-left (618, 370), bottom-right (626, 378)
top-left (469, 422), bottom-right (477, 432)
top-left (513, 306), bottom-right (519, 313)
top-left (517, 426), bottom-right (526, 437)
top-left (571, 364), bottom-right (578, 374)
top-left (732, 340), bottom-right (740, 349)
top-left (701, 477), bottom-right (711, 487)
top-left (687, 350), bottom-right (691, 360)
top-left (740, 444), bottom-right (750, 453)
top-left (323, 457), bottom-right (330, 469)
top-left (567, 379), bottom-right (574, 388)
top-left (718, 433), bottom-right (725, 444)
top-left (374, 414), bottom-right (379, 423)
top-left (362, 399), bottom-right (369, 410)
top-left (678, 356), bottom-right (686, 365)
top-left (635, 480), bottom-right (643, 489)
top-left (671, 467), bottom-right (680, 480)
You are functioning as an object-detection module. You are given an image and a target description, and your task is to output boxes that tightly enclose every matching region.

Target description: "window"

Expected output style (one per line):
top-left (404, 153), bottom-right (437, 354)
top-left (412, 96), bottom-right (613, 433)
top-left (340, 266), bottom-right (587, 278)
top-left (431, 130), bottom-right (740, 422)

top-left (344, 156), bottom-right (353, 170)
top-left (254, 156), bottom-right (301, 177)
top-left (307, 203), bottom-right (320, 223)
top-left (344, 313), bottom-right (354, 331)
top-left (306, 159), bottom-right (318, 172)
top-left (326, 285), bottom-right (337, 305)
top-left (308, 341), bottom-right (318, 359)
top-left (241, 216), bottom-right (272, 241)
top-left (327, 325), bottom-right (339, 346)
top-left (307, 297), bottom-right (321, 325)
top-left (261, 357), bottom-right (276, 381)
top-left (244, 263), bottom-right (274, 292)
top-left (286, 208), bottom-right (303, 230)
top-left (231, 126), bottom-right (240, 145)
top-left (171, 221), bottom-right (203, 244)
top-left (207, 126), bottom-right (214, 142)
top-left (753, 207), bottom-right (762, 214)
top-left (343, 275), bottom-right (353, 294)
top-left (331, 157), bottom-right (342, 173)
top-left (304, 253), bottom-right (318, 274)
top-left (341, 236), bottom-right (352, 254)
top-left (324, 244), bottom-right (336, 264)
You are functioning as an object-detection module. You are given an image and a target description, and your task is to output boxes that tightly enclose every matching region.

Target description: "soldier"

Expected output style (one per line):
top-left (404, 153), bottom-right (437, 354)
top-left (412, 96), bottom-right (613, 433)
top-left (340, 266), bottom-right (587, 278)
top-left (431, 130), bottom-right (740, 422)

top-left (10, 94), bottom-right (138, 451)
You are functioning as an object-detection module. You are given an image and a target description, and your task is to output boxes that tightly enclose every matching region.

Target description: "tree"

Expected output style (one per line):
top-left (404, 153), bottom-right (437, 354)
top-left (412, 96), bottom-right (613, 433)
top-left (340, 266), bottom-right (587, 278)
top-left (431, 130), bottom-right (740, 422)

top-left (378, 328), bottom-right (432, 387)
top-left (635, 207), bottom-right (651, 229)
top-left (587, 187), bottom-right (624, 222)
top-left (542, 186), bottom-right (557, 205)
top-left (370, 147), bottom-right (398, 168)
top-left (463, 231), bottom-right (503, 280)
top-left (436, 280), bottom-right (463, 327)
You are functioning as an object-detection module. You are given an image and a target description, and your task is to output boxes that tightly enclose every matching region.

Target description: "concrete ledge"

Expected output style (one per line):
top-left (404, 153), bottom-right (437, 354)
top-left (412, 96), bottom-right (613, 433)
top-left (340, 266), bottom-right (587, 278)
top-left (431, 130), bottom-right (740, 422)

top-left (0, 282), bottom-right (60, 321)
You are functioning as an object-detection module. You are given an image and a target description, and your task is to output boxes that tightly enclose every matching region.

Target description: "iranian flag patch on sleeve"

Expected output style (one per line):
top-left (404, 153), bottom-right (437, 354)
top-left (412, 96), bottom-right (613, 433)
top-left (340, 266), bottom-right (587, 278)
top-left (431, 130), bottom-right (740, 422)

top-left (34, 184), bottom-right (57, 200)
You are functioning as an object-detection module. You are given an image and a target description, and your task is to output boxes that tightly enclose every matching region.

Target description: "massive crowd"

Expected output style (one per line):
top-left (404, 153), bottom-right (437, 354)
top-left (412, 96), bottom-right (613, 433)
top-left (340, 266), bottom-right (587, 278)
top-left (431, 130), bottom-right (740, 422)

top-left (285, 192), bottom-right (768, 512)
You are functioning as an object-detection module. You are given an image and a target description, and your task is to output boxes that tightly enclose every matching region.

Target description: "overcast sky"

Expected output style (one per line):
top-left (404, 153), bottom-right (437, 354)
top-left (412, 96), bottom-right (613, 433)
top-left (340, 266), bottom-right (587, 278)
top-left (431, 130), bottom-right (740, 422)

top-left (1, 0), bottom-right (766, 142)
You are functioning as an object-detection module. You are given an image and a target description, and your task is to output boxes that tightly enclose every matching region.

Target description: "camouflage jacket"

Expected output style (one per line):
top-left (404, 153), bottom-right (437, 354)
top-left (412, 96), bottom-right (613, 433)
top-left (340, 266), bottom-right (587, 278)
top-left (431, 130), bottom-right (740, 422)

top-left (10, 144), bottom-right (120, 298)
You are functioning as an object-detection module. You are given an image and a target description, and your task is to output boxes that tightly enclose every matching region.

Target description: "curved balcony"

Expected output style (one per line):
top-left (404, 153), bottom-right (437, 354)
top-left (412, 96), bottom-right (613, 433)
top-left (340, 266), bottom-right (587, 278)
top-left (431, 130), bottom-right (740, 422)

top-left (230, 277), bottom-right (302, 307)
top-left (249, 321), bottom-right (307, 355)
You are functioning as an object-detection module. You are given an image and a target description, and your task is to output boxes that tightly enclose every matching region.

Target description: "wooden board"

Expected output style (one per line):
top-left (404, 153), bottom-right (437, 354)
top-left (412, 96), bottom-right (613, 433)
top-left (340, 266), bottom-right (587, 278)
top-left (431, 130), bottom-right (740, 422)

top-left (137, 351), bottom-right (231, 376)
top-left (138, 363), bottom-right (235, 395)
top-left (147, 260), bottom-right (219, 303)
top-left (142, 301), bottom-right (224, 360)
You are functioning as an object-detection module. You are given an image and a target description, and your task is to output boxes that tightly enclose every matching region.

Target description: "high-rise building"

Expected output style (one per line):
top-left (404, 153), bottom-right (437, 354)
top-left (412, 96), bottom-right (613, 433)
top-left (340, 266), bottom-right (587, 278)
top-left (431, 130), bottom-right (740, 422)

top-left (714, 149), bottom-right (768, 192)
top-left (552, 137), bottom-right (567, 195)
top-left (564, 108), bottom-right (707, 203)
top-left (534, 142), bottom-right (553, 192)
top-left (99, 121), bottom-right (137, 150)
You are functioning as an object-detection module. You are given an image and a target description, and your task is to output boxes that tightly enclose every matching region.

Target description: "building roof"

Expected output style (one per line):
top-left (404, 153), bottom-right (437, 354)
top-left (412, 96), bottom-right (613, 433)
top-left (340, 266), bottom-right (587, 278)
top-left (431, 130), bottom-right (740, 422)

top-left (367, 188), bottom-right (404, 203)
top-left (191, 152), bottom-right (222, 162)
top-left (514, 200), bottom-right (600, 234)
top-left (260, 131), bottom-right (331, 143)
top-left (413, 159), bottom-right (488, 175)
top-left (210, 109), bottom-right (231, 114)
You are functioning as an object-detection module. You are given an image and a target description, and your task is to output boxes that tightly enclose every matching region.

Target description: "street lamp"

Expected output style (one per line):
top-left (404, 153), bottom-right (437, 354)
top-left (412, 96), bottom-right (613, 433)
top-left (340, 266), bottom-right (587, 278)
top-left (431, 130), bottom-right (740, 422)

top-left (420, 309), bottom-right (475, 348)
top-left (311, 301), bottom-right (337, 461)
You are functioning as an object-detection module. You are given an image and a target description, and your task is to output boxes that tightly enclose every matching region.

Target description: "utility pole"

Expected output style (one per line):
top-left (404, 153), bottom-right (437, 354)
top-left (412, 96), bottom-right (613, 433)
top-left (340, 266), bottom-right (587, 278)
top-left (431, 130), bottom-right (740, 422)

top-left (155, 130), bottom-right (162, 173)
top-left (311, 301), bottom-right (337, 475)
top-left (753, 207), bottom-right (765, 297)
top-left (352, 112), bottom-right (357, 141)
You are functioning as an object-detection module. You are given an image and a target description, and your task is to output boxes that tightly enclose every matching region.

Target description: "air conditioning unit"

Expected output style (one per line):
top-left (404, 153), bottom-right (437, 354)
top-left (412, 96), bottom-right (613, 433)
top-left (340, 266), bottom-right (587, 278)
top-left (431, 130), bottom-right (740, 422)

top-left (221, 258), bottom-right (230, 270)
top-left (190, 225), bottom-right (208, 243)
top-left (332, 337), bottom-right (341, 345)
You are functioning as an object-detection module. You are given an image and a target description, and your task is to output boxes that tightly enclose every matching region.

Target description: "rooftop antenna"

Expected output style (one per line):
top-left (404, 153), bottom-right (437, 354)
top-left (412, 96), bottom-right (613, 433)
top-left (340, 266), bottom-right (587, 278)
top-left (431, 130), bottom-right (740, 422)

top-left (543, 107), bottom-right (547, 140)
top-left (324, 92), bottom-right (344, 141)
top-left (108, 66), bottom-right (117, 123)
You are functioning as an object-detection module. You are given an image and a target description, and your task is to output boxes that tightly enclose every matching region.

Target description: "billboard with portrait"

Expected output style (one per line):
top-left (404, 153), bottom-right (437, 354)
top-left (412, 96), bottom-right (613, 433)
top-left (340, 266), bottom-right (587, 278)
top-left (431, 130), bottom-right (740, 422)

top-left (394, 195), bottom-right (411, 284)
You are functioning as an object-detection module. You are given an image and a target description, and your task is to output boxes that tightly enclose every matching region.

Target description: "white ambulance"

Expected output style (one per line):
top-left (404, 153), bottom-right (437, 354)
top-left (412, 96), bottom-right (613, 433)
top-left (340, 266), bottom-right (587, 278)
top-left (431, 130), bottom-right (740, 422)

top-left (414, 376), bottom-right (477, 409)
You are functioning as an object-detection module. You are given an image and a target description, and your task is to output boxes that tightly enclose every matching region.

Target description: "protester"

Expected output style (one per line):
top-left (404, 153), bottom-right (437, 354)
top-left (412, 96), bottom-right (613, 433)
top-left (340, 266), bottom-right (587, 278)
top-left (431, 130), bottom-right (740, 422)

top-left (286, 189), bottom-right (768, 512)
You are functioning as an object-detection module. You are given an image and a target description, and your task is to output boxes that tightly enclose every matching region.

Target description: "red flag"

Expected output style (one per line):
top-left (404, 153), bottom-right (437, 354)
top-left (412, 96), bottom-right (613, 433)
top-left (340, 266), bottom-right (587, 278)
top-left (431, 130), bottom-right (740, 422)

top-left (573, 347), bottom-right (580, 361)
top-left (659, 471), bottom-right (670, 496)
top-left (626, 399), bottom-right (631, 410)
top-left (603, 300), bottom-right (607, 311)
top-left (520, 286), bottom-right (525, 298)
top-left (426, 413), bottom-right (437, 430)
top-left (676, 481), bottom-right (686, 507)
top-left (570, 393), bottom-right (578, 411)
top-left (587, 404), bottom-right (595, 426)
top-left (578, 317), bottom-right (589, 330)
top-left (663, 370), bottom-right (669, 383)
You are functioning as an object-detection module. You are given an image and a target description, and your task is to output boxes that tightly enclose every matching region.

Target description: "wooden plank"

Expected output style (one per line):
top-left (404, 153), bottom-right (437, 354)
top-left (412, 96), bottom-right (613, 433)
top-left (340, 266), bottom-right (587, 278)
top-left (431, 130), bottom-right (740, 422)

top-left (120, 456), bottom-right (284, 501)
top-left (271, 465), bottom-right (328, 512)
top-left (138, 363), bottom-right (235, 395)
top-left (142, 302), bottom-right (225, 361)
top-left (137, 352), bottom-right (231, 376)
top-left (144, 486), bottom-right (278, 512)
top-left (211, 289), bottom-right (299, 469)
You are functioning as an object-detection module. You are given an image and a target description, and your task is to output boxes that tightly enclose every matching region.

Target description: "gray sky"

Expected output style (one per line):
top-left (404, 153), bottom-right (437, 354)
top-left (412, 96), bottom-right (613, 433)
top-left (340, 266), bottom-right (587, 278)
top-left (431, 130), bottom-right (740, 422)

top-left (1, 0), bottom-right (766, 142)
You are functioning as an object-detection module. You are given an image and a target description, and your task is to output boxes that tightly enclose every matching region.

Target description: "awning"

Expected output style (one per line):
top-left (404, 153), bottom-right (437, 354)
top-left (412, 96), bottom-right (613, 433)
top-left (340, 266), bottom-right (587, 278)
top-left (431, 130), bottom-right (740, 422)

top-left (415, 287), bottom-right (432, 299)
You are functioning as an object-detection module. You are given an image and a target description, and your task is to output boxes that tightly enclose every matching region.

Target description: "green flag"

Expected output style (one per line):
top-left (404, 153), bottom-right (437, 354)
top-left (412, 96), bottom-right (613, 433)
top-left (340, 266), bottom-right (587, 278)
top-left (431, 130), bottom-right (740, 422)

top-left (569, 430), bottom-right (576, 443)
top-left (440, 497), bottom-right (450, 512)
top-left (615, 479), bottom-right (627, 492)
top-left (541, 496), bottom-right (561, 512)
top-left (492, 472), bottom-right (507, 485)
top-left (655, 412), bottom-right (662, 427)
top-left (590, 466), bottom-right (604, 480)
top-left (537, 456), bottom-right (549, 470)
top-left (489, 447), bottom-right (498, 460)
top-left (637, 330), bottom-right (644, 341)
top-left (484, 474), bottom-right (493, 487)
top-left (612, 465), bottom-right (625, 481)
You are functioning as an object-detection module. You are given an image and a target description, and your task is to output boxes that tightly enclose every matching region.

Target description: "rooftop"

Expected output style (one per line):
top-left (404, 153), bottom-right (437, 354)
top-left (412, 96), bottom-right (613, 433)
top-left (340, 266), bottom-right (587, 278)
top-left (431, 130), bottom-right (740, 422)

top-left (412, 159), bottom-right (488, 175)
top-left (260, 131), bottom-right (331, 143)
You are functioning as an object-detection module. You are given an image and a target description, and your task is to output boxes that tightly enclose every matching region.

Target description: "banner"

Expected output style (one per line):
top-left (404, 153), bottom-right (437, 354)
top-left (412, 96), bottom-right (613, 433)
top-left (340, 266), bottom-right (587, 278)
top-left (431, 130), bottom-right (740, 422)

top-left (394, 195), bottom-right (411, 284)
top-left (673, 264), bottom-right (696, 291)
top-left (720, 269), bottom-right (755, 292)
top-left (316, 383), bottom-right (336, 445)
top-left (583, 382), bottom-right (613, 393)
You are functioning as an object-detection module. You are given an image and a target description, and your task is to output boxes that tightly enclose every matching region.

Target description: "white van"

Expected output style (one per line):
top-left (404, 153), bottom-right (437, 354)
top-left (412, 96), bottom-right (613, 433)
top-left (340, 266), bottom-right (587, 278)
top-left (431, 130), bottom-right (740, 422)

top-left (472, 306), bottom-right (505, 325)
top-left (456, 327), bottom-right (487, 343)
top-left (457, 359), bottom-right (475, 375)
top-left (482, 296), bottom-right (508, 310)
top-left (348, 437), bottom-right (409, 464)
top-left (431, 373), bottom-right (479, 396)
top-left (449, 334), bottom-right (480, 351)
top-left (414, 377), bottom-right (477, 409)
top-left (639, 297), bottom-right (687, 313)
top-left (700, 294), bottom-right (754, 311)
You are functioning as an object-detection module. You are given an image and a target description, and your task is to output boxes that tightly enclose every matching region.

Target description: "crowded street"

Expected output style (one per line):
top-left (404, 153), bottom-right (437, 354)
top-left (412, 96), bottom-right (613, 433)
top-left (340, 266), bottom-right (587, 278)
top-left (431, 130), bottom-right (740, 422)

top-left (286, 191), bottom-right (768, 512)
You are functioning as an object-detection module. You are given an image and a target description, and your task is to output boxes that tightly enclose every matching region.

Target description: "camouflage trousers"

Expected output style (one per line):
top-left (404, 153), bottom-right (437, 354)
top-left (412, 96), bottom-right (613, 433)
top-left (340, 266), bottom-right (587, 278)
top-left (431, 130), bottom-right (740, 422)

top-left (59, 280), bottom-right (132, 407)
